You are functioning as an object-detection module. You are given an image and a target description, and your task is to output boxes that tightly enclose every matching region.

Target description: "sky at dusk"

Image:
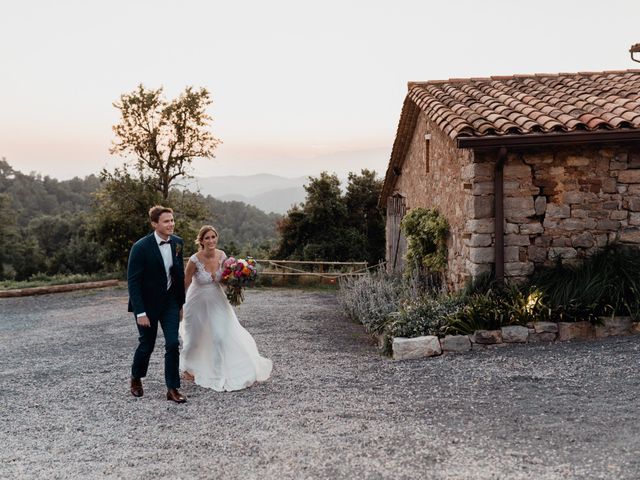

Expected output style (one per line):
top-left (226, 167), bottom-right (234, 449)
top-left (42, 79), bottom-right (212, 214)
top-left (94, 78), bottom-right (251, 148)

top-left (1, 0), bottom-right (639, 180)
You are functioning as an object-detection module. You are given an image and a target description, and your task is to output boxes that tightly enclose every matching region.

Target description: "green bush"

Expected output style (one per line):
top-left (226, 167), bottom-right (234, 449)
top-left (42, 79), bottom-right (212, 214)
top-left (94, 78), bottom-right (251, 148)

top-left (382, 296), bottom-right (463, 355)
top-left (444, 286), bottom-right (548, 335)
top-left (530, 244), bottom-right (640, 321)
top-left (401, 207), bottom-right (449, 275)
top-left (459, 271), bottom-right (497, 298)
top-left (337, 267), bottom-right (405, 334)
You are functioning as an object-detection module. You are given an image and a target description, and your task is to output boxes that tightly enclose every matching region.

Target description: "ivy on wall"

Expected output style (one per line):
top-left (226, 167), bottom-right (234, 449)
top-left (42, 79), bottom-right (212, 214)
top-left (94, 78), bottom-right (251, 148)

top-left (401, 207), bottom-right (449, 276)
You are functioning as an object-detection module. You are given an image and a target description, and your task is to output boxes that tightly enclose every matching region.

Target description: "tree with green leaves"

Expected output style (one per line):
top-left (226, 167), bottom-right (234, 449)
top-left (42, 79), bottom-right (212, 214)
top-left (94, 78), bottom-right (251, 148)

top-left (93, 166), bottom-right (209, 270)
top-left (345, 169), bottom-right (385, 265)
top-left (94, 84), bottom-right (221, 270)
top-left (0, 193), bottom-right (18, 279)
top-left (273, 170), bottom-right (385, 263)
top-left (111, 84), bottom-right (221, 200)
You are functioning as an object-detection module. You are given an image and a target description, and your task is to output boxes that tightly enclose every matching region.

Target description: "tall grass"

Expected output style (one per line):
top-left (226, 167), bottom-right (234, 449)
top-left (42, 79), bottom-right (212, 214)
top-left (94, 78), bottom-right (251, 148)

top-left (530, 244), bottom-right (640, 320)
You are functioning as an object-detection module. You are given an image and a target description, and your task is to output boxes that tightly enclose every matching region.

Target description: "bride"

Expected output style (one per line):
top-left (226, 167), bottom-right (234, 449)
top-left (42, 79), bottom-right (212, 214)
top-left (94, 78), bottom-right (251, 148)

top-left (179, 225), bottom-right (272, 391)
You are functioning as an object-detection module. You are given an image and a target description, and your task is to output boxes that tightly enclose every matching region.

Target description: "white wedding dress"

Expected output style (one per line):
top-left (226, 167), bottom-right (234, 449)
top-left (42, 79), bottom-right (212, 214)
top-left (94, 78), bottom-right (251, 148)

top-left (179, 253), bottom-right (272, 391)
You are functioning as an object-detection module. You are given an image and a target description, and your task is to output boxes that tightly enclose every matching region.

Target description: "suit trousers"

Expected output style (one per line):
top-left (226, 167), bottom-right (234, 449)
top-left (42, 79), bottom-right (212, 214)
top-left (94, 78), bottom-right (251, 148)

top-left (131, 291), bottom-right (181, 389)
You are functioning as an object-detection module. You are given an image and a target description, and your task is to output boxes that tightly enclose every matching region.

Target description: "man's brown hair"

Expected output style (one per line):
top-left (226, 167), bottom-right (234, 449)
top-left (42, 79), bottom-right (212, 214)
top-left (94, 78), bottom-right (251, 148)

top-left (148, 205), bottom-right (173, 223)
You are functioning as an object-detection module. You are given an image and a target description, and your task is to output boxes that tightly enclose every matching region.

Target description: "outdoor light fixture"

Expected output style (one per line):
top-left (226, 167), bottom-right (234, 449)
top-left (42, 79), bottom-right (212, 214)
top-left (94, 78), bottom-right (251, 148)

top-left (630, 43), bottom-right (640, 63)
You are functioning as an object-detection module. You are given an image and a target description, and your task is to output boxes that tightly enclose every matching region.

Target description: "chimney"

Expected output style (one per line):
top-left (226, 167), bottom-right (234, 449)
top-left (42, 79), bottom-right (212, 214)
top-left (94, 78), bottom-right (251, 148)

top-left (630, 43), bottom-right (640, 63)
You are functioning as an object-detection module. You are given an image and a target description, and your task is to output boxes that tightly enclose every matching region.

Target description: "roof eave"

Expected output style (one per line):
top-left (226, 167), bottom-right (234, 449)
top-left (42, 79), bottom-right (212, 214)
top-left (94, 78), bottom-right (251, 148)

top-left (379, 98), bottom-right (421, 207)
top-left (457, 129), bottom-right (640, 150)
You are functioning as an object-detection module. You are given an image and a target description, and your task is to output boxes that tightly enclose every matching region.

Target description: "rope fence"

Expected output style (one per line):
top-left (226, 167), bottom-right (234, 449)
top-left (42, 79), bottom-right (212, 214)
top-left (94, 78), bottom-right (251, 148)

top-left (254, 259), bottom-right (385, 281)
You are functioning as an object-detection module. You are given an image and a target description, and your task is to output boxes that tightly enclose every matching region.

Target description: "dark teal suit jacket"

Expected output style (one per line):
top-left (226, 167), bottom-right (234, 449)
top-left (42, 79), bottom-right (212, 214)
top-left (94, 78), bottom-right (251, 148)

top-left (127, 233), bottom-right (186, 320)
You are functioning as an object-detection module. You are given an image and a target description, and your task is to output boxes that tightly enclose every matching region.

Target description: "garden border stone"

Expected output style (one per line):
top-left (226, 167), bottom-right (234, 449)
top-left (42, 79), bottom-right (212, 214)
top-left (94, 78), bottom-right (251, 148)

top-left (528, 331), bottom-right (557, 343)
top-left (440, 335), bottom-right (471, 353)
top-left (533, 321), bottom-right (558, 333)
top-left (557, 321), bottom-right (596, 341)
top-left (472, 329), bottom-right (503, 344)
top-left (392, 317), bottom-right (640, 360)
top-left (501, 325), bottom-right (529, 343)
top-left (595, 316), bottom-right (632, 337)
top-left (392, 335), bottom-right (441, 360)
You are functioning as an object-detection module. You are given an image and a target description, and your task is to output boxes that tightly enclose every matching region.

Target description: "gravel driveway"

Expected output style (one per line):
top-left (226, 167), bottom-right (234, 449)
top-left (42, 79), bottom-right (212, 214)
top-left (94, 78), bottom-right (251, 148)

top-left (2, 285), bottom-right (640, 479)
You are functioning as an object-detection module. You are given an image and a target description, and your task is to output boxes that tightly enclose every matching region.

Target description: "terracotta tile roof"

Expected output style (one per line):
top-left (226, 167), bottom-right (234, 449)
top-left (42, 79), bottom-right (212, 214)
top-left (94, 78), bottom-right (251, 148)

top-left (380, 70), bottom-right (640, 205)
top-left (408, 70), bottom-right (640, 140)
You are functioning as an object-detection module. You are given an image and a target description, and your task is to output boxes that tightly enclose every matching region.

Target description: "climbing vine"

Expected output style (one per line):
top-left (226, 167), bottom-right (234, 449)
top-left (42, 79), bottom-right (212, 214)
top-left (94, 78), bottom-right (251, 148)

top-left (401, 207), bottom-right (449, 276)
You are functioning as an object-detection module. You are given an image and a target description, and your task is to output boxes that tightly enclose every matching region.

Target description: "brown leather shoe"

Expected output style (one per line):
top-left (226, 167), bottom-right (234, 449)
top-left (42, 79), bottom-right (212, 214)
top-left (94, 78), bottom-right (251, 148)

top-left (166, 388), bottom-right (186, 403)
top-left (130, 377), bottom-right (143, 397)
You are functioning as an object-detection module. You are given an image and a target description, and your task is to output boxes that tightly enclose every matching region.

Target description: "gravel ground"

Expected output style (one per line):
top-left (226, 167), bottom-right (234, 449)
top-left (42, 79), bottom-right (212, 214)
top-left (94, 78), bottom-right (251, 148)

top-left (2, 285), bottom-right (640, 479)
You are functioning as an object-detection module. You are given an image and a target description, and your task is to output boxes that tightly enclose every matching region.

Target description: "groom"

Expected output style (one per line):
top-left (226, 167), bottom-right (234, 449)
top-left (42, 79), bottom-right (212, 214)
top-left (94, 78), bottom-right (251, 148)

top-left (127, 205), bottom-right (187, 403)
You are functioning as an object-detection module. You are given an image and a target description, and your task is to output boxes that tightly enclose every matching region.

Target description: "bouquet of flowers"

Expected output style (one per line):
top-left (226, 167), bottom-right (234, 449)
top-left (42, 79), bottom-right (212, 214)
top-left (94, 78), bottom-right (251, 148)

top-left (220, 256), bottom-right (258, 306)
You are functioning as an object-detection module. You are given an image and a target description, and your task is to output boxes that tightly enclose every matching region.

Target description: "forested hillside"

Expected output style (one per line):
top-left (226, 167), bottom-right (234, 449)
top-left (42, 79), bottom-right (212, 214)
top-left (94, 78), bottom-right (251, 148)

top-left (0, 159), bottom-right (279, 280)
top-left (0, 159), bottom-right (100, 226)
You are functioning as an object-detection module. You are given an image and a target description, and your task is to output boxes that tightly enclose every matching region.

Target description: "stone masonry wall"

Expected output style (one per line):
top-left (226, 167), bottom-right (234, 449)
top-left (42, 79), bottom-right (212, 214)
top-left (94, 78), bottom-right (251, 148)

top-left (392, 112), bottom-right (474, 288)
top-left (469, 144), bottom-right (640, 283)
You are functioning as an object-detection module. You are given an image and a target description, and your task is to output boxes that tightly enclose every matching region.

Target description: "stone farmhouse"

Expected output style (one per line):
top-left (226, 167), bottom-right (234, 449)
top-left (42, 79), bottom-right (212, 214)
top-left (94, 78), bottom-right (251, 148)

top-left (380, 70), bottom-right (640, 289)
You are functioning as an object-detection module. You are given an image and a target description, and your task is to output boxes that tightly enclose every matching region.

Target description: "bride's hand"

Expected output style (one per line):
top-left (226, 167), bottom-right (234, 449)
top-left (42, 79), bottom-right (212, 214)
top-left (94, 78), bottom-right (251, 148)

top-left (179, 308), bottom-right (184, 322)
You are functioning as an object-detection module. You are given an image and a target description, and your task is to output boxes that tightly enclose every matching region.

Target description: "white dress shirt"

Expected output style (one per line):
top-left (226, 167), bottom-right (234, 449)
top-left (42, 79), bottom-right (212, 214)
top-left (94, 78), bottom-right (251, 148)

top-left (154, 231), bottom-right (173, 291)
top-left (136, 233), bottom-right (173, 319)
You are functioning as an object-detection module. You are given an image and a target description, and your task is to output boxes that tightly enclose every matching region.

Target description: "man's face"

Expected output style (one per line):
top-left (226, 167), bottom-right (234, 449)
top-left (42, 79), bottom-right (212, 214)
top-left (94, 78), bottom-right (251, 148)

top-left (153, 212), bottom-right (175, 238)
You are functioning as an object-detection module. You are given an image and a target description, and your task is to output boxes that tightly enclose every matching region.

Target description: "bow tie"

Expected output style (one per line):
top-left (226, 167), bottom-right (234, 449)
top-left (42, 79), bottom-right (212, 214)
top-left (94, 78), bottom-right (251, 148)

top-left (159, 240), bottom-right (171, 246)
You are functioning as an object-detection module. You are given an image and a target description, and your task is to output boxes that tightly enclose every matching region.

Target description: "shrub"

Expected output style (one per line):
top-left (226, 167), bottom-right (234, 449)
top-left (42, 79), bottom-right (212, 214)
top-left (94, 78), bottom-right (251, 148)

top-left (382, 295), bottom-right (464, 355)
top-left (338, 267), bottom-right (405, 334)
top-left (459, 271), bottom-right (496, 298)
top-left (387, 296), bottom-right (463, 338)
top-left (445, 285), bottom-right (549, 335)
top-left (401, 208), bottom-right (449, 276)
top-left (530, 244), bottom-right (640, 321)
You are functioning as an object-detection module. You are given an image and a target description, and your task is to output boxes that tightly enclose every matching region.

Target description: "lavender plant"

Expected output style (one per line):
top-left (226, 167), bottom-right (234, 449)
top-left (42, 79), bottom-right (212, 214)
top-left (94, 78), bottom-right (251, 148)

top-left (337, 267), bottom-right (405, 334)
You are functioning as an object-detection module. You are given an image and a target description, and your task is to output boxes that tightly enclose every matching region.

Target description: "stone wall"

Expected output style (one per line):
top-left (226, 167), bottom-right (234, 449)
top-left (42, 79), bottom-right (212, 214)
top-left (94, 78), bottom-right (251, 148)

top-left (384, 117), bottom-right (640, 288)
top-left (390, 112), bottom-right (474, 288)
top-left (469, 144), bottom-right (640, 283)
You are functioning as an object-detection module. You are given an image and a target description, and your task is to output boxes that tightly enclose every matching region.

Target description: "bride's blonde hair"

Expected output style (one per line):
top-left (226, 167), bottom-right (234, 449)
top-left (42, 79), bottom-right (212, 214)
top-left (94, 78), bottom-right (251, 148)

top-left (195, 225), bottom-right (218, 251)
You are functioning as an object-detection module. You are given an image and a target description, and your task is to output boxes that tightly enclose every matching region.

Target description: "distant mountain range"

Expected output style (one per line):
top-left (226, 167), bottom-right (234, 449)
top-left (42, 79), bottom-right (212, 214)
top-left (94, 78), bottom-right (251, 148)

top-left (185, 174), bottom-right (308, 214)
top-left (182, 147), bottom-right (391, 214)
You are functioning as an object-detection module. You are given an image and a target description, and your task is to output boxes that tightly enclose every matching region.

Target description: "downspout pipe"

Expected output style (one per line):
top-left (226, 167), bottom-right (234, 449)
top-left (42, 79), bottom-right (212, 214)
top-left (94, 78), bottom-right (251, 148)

top-left (495, 147), bottom-right (507, 284)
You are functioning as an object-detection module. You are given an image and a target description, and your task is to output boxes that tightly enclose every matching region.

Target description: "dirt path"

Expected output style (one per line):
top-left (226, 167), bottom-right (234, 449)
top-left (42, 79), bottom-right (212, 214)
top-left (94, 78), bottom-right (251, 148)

top-left (2, 286), bottom-right (640, 479)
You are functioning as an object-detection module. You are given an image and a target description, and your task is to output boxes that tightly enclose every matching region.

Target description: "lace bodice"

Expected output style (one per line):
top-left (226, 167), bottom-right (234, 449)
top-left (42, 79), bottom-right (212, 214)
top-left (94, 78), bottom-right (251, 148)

top-left (190, 252), bottom-right (226, 285)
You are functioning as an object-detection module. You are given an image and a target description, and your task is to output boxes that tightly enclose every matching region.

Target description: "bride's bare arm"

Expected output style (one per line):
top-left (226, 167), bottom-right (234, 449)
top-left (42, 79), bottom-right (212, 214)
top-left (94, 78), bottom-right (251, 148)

top-left (184, 259), bottom-right (196, 291)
